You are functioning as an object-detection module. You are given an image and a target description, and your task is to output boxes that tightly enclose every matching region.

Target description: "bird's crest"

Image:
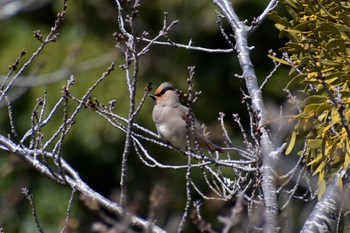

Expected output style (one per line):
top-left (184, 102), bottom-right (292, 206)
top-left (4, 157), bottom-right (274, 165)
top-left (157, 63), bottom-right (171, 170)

top-left (153, 82), bottom-right (175, 97)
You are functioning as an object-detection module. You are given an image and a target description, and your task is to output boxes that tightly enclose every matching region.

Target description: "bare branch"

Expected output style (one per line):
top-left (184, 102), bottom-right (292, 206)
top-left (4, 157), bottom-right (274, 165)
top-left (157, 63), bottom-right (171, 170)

top-left (138, 38), bottom-right (234, 53)
top-left (260, 53), bottom-right (282, 91)
top-left (213, 0), bottom-right (279, 231)
top-left (249, 0), bottom-right (279, 34)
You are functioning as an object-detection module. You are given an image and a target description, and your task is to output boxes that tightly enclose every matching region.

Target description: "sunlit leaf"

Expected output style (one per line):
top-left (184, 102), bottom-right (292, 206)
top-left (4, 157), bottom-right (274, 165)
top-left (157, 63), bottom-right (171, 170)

top-left (307, 152), bottom-right (323, 165)
top-left (286, 130), bottom-right (297, 155)
top-left (313, 160), bottom-right (326, 175)
top-left (317, 171), bottom-right (327, 199)
top-left (267, 55), bottom-right (291, 65)
top-left (316, 103), bottom-right (331, 116)
top-left (303, 103), bottom-right (320, 115)
top-left (344, 142), bottom-right (350, 168)
top-left (304, 95), bottom-right (328, 104)
top-left (331, 107), bottom-right (341, 125)
top-left (338, 176), bottom-right (343, 192)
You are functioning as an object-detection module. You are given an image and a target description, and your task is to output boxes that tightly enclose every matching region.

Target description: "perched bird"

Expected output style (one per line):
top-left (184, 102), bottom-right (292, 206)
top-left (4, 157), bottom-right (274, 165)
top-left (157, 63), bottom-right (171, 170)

top-left (149, 82), bottom-right (223, 153)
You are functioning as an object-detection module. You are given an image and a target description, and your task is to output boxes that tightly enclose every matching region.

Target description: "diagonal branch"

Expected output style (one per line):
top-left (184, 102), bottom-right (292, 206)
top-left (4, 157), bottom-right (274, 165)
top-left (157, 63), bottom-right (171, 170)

top-left (301, 171), bottom-right (348, 232)
top-left (0, 134), bottom-right (167, 233)
top-left (249, 0), bottom-right (279, 34)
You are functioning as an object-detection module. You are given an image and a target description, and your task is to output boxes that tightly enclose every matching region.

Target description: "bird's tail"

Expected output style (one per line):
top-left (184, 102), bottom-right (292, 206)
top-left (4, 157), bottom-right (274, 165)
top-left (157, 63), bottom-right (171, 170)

top-left (196, 134), bottom-right (224, 153)
top-left (205, 141), bottom-right (224, 153)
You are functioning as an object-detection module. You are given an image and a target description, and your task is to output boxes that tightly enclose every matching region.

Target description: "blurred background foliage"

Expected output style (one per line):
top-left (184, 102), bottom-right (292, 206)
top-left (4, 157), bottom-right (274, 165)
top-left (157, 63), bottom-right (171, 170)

top-left (0, 0), bottom-right (289, 232)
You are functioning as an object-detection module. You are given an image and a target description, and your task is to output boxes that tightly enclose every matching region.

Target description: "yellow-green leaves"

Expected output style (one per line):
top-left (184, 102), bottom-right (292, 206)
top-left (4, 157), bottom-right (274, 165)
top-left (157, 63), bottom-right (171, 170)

top-left (270, 0), bottom-right (350, 198)
top-left (267, 54), bottom-right (291, 65)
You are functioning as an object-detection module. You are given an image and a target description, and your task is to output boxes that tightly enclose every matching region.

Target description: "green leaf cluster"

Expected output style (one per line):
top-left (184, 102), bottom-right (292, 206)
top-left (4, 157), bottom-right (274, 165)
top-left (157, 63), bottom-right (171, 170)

top-left (270, 0), bottom-right (350, 195)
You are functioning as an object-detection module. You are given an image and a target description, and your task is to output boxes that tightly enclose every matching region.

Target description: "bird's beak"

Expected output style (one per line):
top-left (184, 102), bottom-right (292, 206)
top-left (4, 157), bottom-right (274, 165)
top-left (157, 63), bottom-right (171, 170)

top-left (148, 94), bottom-right (157, 105)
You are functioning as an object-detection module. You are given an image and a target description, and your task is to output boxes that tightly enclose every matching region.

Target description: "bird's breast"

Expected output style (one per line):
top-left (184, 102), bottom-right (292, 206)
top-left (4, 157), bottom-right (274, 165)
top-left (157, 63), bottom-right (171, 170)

top-left (152, 106), bottom-right (188, 148)
top-left (158, 122), bottom-right (188, 147)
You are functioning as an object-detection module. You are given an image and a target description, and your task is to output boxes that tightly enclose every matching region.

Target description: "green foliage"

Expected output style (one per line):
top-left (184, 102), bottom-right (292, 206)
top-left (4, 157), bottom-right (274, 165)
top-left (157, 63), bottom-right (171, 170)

top-left (270, 0), bottom-right (350, 196)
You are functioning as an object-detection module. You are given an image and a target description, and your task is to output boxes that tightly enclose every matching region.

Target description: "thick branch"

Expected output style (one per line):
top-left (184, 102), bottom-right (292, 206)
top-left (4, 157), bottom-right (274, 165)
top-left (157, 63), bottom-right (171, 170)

top-left (213, 0), bottom-right (279, 232)
top-left (301, 172), bottom-right (347, 233)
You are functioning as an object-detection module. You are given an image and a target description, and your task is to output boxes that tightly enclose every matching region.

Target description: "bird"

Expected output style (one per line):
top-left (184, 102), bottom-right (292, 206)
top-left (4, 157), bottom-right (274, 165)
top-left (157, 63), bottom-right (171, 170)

top-left (149, 82), bottom-right (223, 153)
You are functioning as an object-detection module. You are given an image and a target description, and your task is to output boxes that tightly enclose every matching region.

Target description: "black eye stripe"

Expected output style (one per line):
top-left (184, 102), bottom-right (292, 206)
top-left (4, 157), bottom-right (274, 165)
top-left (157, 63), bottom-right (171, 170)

top-left (156, 87), bottom-right (171, 96)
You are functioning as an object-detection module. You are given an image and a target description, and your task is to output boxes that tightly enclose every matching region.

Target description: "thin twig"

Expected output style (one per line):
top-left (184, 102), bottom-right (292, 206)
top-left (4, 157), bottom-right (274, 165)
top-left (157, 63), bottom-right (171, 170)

top-left (60, 189), bottom-right (76, 233)
top-left (0, 0), bottom-right (68, 103)
top-left (259, 58), bottom-right (281, 91)
top-left (178, 153), bottom-right (192, 233)
top-left (22, 188), bottom-right (44, 233)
